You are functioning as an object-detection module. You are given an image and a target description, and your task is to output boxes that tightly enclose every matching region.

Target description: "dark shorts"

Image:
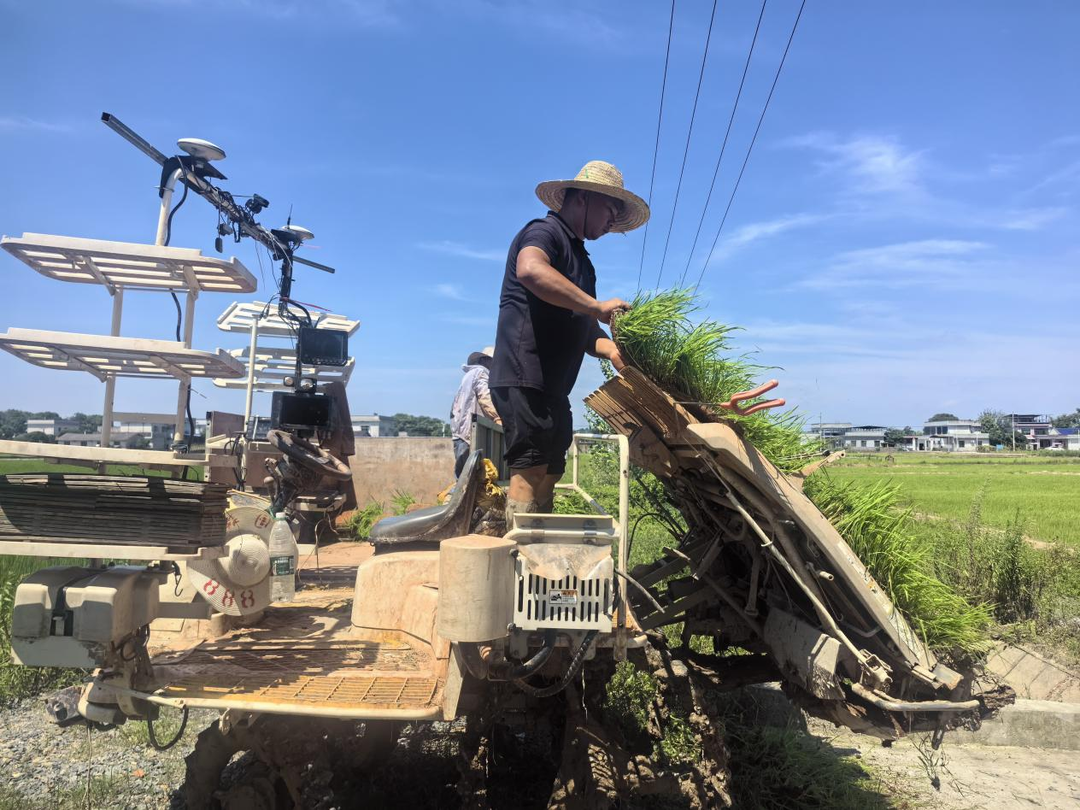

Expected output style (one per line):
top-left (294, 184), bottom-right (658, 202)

top-left (490, 386), bottom-right (573, 476)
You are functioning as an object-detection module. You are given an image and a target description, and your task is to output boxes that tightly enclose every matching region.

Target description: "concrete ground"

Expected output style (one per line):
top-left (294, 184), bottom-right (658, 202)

top-left (820, 724), bottom-right (1080, 810)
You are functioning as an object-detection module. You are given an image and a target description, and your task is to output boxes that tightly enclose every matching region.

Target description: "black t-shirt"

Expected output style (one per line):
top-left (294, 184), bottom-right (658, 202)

top-left (490, 212), bottom-right (597, 396)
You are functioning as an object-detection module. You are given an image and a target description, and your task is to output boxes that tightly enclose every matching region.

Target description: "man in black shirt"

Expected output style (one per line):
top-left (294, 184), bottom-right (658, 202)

top-left (490, 161), bottom-right (650, 525)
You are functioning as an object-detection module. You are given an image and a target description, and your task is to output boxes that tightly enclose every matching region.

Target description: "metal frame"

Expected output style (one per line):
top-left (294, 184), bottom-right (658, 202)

top-left (554, 432), bottom-right (631, 658)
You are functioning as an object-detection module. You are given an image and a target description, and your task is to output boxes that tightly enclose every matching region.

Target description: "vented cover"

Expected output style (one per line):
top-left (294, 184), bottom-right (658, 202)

top-left (513, 544), bottom-right (613, 632)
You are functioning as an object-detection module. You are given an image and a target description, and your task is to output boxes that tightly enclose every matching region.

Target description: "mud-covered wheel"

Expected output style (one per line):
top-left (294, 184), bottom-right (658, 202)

top-left (181, 722), bottom-right (251, 809)
top-left (218, 760), bottom-right (291, 810)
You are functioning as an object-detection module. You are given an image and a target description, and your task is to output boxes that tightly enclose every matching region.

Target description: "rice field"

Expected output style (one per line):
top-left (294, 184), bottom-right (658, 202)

top-left (821, 453), bottom-right (1080, 547)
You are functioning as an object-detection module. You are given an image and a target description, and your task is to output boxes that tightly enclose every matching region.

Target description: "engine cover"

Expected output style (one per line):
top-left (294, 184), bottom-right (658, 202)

top-left (512, 543), bottom-right (614, 632)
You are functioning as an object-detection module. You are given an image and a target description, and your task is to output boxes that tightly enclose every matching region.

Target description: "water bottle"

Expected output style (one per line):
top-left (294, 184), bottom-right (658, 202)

top-left (268, 514), bottom-right (297, 603)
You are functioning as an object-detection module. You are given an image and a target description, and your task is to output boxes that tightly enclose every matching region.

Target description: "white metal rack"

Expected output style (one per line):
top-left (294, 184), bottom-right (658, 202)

top-left (0, 230), bottom-right (255, 464)
top-left (214, 300), bottom-right (359, 427)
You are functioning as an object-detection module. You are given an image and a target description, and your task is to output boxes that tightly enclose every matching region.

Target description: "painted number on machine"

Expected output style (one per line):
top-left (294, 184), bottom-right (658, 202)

top-left (549, 589), bottom-right (578, 606)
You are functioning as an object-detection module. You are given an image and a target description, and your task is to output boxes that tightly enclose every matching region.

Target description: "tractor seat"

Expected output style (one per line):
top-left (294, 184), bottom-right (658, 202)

top-left (369, 450), bottom-right (484, 547)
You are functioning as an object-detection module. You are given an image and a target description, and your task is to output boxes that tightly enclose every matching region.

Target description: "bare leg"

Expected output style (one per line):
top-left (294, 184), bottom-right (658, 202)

top-left (506, 465), bottom-right (547, 530)
top-left (536, 472), bottom-right (561, 513)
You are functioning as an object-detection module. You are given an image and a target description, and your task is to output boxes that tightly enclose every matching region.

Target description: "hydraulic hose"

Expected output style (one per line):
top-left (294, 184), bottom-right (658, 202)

top-left (502, 630), bottom-right (558, 680)
top-left (514, 630), bottom-right (599, 698)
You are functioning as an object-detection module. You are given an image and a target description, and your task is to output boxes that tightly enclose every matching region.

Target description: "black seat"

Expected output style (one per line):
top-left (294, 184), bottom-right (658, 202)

top-left (368, 450), bottom-right (484, 547)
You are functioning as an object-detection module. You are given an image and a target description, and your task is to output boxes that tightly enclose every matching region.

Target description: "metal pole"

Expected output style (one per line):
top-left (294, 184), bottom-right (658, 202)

top-left (99, 288), bottom-right (123, 451)
top-left (615, 434), bottom-right (630, 661)
top-left (171, 287), bottom-right (196, 446)
top-left (242, 316), bottom-right (259, 431)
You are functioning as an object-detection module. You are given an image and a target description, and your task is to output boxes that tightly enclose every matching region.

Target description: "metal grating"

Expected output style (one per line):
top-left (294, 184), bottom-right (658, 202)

top-left (0, 328), bottom-right (245, 381)
top-left (1, 233), bottom-right (256, 293)
top-left (513, 557), bottom-right (614, 632)
top-left (211, 345), bottom-right (353, 390)
top-left (217, 301), bottom-right (359, 336)
top-left (159, 673), bottom-right (438, 709)
top-left (173, 642), bottom-right (424, 673)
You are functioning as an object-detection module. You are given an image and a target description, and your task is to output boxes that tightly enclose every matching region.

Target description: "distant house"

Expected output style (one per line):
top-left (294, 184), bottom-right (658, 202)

top-left (25, 418), bottom-right (79, 437)
top-left (804, 422), bottom-right (852, 449)
top-left (918, 419), bottom-right (990, 452)
top-left (57, 431), bottom-right (145, 449)
top-left (351, 414), bottom-right (396, 437)
top-left (842, 425), bottom-right (888, 451)
top-left (1039, 426), bottom-right (1080, 451)
top-left (1007, 414), bottom-right (1051, 446)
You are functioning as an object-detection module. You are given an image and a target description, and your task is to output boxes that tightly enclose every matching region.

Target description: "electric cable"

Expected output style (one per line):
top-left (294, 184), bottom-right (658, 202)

top-left (147, 705), bottom-right (189, 751)
top-left (655, 0), bottom-right (720, 289)
top-left (161, 176), bottom-right (197, 451)
top-left (679, 0), bottom-right (769, 286)
top-left (695, 0), bottom-right (807, 291)
top-left (636, 0), bottom-right (677, 289)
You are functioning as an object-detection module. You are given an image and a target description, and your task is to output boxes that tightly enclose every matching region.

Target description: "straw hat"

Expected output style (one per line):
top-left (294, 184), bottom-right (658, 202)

top-left (467, 346), bottom-right (495, 366)
top-left (535, 161), bottom-right (650, 233)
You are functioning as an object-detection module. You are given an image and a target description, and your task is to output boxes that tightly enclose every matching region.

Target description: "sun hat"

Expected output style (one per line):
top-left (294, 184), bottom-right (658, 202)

top-left (467, 345), bottom-right (495, 366)
top-left (535, 161), bottom-right (650, 233)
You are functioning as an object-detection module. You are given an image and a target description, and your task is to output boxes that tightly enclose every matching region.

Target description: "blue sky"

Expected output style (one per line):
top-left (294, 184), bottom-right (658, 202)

top-left (1, 0), bottom-right (1077, 429)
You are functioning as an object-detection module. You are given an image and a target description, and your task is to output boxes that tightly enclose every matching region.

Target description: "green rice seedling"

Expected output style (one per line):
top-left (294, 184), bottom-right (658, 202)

top-left (805, 475), bottom-right (993, 660)
top-left (612, 288), bottom-right (823, 473)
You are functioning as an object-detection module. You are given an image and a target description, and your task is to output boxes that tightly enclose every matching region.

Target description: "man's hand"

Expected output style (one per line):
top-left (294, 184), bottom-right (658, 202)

top-left (593, 337), bottom-right (627, 372)
top-left (593, 298), bottom-right (631, 325)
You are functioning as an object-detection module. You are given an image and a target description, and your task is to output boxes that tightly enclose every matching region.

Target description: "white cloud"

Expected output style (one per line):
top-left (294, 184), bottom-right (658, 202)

top-left (418, 240), bottom-right (504, 262)
top-left (798, 239), bottom-right (989, 290)
top-left (996, 207), bottom-right (1068, 231)
top-left (784, 132), bottom-right (925, 196)
top-left (431, 283), bottom-right (468, 300)
top-left (705, 212), bottom-right (828, 264)
top-left (0, 116), bottom-right (70, 133)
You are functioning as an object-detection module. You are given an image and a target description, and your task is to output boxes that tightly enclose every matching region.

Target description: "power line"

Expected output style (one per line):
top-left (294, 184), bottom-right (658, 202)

top-left (695, 0), bottom-right (807, 291)
top-left (655, 0), bottom-right (719, 289)
top-left (636, 0), bottom-right (677, 290)
top-left (679, 0), bottom-right (769, 287)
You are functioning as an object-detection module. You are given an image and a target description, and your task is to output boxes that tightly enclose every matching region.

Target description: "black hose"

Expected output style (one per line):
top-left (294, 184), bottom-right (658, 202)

top-left (147, 705), bottom-right (189, 751)
top-left (513, 630), bottom-right (599, 698)
top-left (502, 630), bottom-right (558, 680)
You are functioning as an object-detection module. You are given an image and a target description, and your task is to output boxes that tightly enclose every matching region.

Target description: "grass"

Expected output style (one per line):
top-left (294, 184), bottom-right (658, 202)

top-left (0, 555), bottom-right (86, 703)
top-left (804, 475), bottom-right (993, 660)
top-left (0, 458), bottom-right (186, 478)
top-left (825, 452), bottom-right (1080, 547)
top-left (339, 501), bottom-right (386, 540)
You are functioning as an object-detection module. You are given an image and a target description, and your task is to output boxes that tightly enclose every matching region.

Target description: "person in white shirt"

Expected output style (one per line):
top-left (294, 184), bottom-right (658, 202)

top-left (450, 346), bottom-right (501, 477)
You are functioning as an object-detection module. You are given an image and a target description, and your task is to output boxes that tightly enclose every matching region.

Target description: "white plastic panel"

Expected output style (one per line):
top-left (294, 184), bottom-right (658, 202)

top-left (211, 345), bottom-right (354, 390)
top-left (0, 328), bottom-right (245, 381)
top-left (1, 233), bottom-right (257, 293)
top-left (217, 301), bottom-right (359, 336)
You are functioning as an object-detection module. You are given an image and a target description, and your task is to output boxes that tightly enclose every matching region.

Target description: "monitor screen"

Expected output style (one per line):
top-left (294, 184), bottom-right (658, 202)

top-left (299, 327), bottom-right (348, 367)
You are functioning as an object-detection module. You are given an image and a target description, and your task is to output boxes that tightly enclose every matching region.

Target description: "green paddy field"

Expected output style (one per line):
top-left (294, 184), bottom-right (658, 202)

top-left (822, 452), bottom-right (1080, 548)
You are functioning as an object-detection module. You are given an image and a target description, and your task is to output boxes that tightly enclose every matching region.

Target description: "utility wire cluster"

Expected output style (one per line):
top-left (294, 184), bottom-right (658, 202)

top-left (640, 0), bottom-right (808, 292)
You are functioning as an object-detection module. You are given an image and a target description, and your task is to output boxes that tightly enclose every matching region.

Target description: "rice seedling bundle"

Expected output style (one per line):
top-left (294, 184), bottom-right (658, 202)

top-left (610, 288), bottom-right (992, 658)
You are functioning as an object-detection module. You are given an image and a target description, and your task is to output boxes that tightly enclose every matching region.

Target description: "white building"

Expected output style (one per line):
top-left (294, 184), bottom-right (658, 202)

top-left (918, 420), bottom-right (990, 452)
top-left (351, 414), bottom-right (397, 437)
top-left (57, 431), bottom-right (146, 449)
top-left (25, 418), bottom-right (79, 436)
top-left (842, 425), bottom-right (888, 451)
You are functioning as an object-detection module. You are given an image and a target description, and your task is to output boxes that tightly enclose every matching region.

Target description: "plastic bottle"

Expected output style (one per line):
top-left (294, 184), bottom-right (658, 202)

top-left (268, 514), bottom-right (297, 603)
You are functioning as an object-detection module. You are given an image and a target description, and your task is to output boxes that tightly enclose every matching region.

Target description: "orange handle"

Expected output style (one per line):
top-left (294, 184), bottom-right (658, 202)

top-left (719, 379), bottom-right (786, 416)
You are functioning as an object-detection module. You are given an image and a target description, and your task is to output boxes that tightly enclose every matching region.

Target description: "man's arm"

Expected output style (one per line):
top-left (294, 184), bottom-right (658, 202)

top-left (473, 372), bottom-right (502, 425)
top-left (516, 247), bottom-right (629, 325)
top-left (585, 321), bottom-right (627, 371)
